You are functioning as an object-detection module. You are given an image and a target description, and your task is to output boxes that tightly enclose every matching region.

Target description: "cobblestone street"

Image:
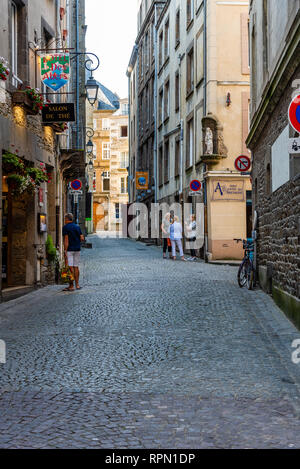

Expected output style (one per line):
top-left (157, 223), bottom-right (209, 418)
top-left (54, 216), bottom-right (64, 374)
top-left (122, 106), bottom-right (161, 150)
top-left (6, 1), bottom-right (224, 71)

top-left (0, 236), bottom-right (300, 449)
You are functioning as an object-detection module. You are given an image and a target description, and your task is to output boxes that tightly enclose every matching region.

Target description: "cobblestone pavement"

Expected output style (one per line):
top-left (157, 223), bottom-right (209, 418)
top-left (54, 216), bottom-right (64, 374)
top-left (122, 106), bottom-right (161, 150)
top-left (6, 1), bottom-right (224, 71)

top-left (0, 236), bottom-right (300, 448)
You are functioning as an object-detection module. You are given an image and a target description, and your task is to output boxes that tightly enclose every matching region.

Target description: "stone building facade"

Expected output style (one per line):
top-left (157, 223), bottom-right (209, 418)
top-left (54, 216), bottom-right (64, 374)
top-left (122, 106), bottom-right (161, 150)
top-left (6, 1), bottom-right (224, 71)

top-left (246, 0), bottom-right (300, 319)
top-left (0, 0), bottom-right (86, 299)
top-left (128, 0), bottom-right (251, 259)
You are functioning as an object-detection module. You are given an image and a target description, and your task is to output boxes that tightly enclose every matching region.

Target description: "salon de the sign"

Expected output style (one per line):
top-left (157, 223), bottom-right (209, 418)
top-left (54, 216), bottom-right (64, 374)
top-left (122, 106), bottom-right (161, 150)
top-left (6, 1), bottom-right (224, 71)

top-left (42, 103), bottom-right (75, 123)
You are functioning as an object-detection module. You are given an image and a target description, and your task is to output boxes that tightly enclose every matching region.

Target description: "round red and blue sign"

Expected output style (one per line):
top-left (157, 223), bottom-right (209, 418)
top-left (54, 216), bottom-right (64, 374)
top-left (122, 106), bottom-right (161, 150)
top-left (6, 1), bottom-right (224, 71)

top-left (288, 94), bottom-right (300, 134)
top-left (70, 179), bottom-right (82, 191)
top-left (190, 180), bottom-right (202, 192)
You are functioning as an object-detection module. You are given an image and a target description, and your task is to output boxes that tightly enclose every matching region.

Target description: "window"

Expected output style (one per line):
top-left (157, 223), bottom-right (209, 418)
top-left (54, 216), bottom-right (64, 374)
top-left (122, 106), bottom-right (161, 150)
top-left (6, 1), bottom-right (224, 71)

top-left (175, 10), bottom-right (180, 47)
top-left (186, 116), bottom-right (194, 168)
top-left (115, 203), bottom-right (120, 219)
top-left (102, 118), bottom-right (110, 130)
top-left (121, 103), bottom-right (129, 115)
top-left (121, 177), bottom-right (127, 194)
top-left (175, 71), bottom-right (180, 112)
top-left (159, 30), bottom-right (163, 69)
top-left (175, 137), bottom-right (181, 177)
top-left (159, 145), bottom-right (163, 186)
top-left (145, 31), bottom-right (149, 70)
top-left (120, 152), bottom-right (128, 169)
top-left (102, 143), bottom-right (110, 160)
top-left (164, 19), bottom-right (170, 60)
top-left (187, 46), bottom-right (194, 95)
top-left (164, 140), bottom-right (169, 184)
top-left (159, 88), bottom-right (163, 125)
top-left (121, 126), bottom-right (128, 137)
top-left (103, 171), bottom-right (110, 192)
top-left (164, 79), bottom-right (170, 121)
top-left (93, 119), bottom-right (97, 130)
top-left (196, 29), bottom-right (204, 85)
top-left (11, 1), bottom-right (18, 85)
top-left (187, 0), bottom-right (194, 27)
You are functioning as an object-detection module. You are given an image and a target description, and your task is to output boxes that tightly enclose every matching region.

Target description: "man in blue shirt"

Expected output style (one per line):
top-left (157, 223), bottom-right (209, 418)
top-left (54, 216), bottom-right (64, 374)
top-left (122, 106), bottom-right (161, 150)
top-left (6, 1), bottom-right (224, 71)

top-left (62, 213), bottom-right (84, 291)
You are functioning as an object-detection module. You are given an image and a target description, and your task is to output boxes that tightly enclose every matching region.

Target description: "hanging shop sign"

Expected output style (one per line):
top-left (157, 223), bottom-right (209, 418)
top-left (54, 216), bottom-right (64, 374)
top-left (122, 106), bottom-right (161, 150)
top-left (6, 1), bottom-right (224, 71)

top-left (136, 172), bottom-right (149, 190)
top-left (42, 103), bottom-right (75, 123)
top-left (41, 53), bottom-right (70, 91)
top-left (288, 94), bottom-right (300, 133)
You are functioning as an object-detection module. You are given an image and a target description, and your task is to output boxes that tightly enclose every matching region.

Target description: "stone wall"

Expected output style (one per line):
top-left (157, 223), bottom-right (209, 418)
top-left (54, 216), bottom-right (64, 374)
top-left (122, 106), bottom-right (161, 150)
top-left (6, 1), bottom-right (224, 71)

top-left (251, 66), bottom-right (300, 300)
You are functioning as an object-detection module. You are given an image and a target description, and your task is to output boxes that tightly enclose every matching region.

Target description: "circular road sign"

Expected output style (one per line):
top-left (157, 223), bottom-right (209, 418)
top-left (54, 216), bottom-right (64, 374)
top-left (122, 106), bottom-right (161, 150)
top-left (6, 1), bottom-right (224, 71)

top-left (70, 179), bottom-right (82, 191)
top-left (288, 94), bottom-right (300, 133)
top-left (234, 155), bottom-right (251, 172)
top-left (190, 180), bottom-right (202, 192)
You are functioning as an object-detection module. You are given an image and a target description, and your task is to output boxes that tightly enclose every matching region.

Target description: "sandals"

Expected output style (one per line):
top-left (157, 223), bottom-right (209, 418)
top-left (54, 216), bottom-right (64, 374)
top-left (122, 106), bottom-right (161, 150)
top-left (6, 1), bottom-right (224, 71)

top-left (62, 287), bottom-right (74, 292)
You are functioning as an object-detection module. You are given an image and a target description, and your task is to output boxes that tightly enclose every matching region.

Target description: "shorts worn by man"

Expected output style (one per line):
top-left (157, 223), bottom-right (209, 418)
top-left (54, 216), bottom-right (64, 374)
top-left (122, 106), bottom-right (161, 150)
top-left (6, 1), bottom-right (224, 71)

top-left (62, 213), bottom-right (85, 292)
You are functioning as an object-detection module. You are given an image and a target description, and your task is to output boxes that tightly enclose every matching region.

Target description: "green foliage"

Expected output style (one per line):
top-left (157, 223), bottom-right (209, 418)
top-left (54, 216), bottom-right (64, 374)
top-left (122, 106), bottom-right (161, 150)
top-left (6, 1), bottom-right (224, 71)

top-left (46, 235), bottom-right (58, 264)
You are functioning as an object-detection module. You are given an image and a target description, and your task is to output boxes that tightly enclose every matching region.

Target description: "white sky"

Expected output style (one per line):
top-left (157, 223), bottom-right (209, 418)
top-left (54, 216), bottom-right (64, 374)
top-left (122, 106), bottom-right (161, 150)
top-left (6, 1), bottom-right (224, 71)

top-left (85, 0), bottom-right (138, 99)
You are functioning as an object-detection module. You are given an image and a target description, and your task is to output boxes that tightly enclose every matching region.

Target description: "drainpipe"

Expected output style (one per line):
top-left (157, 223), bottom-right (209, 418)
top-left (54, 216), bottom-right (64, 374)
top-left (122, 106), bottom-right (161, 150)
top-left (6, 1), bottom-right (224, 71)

top-left (203, 0), bottom-right (208, 261)
top-left (75, 0), bottom-right (79, 224)
top-left (153, 5), bottom-right (159, 205)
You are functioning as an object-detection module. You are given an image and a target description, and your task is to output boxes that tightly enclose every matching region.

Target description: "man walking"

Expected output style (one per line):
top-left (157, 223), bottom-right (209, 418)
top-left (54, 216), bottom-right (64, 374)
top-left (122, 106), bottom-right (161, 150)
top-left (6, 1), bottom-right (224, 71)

top-left (62, 213), bottom-right (84, 292)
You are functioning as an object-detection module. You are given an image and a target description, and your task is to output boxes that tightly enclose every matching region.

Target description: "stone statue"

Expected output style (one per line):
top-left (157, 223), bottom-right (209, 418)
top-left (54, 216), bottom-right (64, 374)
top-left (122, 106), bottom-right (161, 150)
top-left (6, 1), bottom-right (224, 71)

top-left (205, 127), bottom-right (213, 154)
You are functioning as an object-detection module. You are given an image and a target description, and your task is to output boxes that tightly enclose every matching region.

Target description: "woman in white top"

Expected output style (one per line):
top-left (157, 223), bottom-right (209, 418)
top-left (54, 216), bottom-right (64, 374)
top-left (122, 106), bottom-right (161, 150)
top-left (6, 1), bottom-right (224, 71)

top-left (185, 214), bottom-right (197, 261)
top-left (169, 216), bottom-right (186, 261)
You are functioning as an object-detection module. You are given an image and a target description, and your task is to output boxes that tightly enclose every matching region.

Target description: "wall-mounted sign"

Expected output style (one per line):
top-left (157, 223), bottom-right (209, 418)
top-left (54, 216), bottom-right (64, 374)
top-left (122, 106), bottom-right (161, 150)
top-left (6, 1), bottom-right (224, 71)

top-left (136, 172), bottom-right (149, 190)
top-left (212, 180), bottom-right (245, 201)
top-left (41, 54), bottom-right (70, 91)
top-left (288, 137), bottom-right (300, 154)
top-left (42, 103), bottom-right (75, 123)
top-left (288, 94), bottom-right (300, 133)
top-left (234, 155), bottom-right (251, 172)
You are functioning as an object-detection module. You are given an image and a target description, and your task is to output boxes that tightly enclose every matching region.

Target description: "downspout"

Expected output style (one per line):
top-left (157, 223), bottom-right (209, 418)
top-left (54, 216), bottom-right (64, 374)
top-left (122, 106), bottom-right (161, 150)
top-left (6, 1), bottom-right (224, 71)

top-left (153, 5), bottom-right (159, 205)
top-left (75, 0), bottom-right (79, 224)
top-left (203, 0), bottom-right (208, 261)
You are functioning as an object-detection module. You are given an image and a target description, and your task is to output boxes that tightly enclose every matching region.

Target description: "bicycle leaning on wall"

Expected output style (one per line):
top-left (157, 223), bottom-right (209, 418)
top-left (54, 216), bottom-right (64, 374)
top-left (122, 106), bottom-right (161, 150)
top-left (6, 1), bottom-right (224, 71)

top-left (234, 238), bottom-right (255, 290)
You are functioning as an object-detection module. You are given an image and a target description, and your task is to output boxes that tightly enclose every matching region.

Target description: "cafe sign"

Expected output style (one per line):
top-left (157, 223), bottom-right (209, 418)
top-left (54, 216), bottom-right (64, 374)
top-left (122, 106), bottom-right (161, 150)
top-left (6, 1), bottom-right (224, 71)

top-left (212, 180), bottom-right (245, 201)
top-left (41, 53), bottom-right (70, 91)
top-left (42, 103), bottom-right (75, 123)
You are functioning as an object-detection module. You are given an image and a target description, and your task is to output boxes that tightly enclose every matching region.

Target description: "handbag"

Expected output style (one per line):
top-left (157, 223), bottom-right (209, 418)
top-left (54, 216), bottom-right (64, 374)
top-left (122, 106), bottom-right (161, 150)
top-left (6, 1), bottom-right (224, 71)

top-left (60, 265), bottom-right (74, 283)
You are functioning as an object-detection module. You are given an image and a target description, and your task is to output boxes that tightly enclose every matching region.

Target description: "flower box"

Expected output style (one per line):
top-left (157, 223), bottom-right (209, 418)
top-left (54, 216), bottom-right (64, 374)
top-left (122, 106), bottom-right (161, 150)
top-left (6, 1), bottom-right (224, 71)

top-left (12, 91), bottom-right (39, 115)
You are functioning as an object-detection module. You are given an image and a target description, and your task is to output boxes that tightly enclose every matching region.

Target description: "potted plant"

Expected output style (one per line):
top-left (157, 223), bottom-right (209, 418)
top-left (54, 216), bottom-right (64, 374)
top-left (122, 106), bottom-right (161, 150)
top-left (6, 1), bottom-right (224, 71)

top-left (0, 57), bottom-right (10, 82)
top-left (12, 87), bottom-right (48, 115)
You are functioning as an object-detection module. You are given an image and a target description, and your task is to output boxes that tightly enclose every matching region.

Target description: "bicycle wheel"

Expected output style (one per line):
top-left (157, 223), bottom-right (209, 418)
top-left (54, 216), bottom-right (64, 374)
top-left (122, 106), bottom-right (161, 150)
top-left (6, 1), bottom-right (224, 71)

top-left (247, 265), bottom-right (254, 290)
top-left (238, 259), bottom-right (249, 288)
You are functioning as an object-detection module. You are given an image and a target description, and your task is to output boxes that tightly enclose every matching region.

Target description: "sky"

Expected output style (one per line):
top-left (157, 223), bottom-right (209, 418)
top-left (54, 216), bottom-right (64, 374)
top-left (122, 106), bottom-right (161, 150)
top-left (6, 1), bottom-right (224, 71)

top-left (85, 0), bottom-right (138, 99)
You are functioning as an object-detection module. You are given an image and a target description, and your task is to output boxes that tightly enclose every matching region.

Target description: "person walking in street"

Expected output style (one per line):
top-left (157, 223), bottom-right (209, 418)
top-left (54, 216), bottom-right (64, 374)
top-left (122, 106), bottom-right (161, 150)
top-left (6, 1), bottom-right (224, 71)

top-left (170, 216), bottom-right (186, 261)
top-left (185, 214), bottom-right (197, 261)
top-left (62, 213), bottom-right (85, 292)
top-left (161, 212), bottom-right (172, 259)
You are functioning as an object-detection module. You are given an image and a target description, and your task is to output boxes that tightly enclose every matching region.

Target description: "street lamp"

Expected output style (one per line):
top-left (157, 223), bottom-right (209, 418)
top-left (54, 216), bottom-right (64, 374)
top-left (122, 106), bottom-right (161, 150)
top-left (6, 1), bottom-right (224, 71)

top-left (86, 138), bottom-right (94, 155)
top-left (85, 74), bottom-right (99, 105)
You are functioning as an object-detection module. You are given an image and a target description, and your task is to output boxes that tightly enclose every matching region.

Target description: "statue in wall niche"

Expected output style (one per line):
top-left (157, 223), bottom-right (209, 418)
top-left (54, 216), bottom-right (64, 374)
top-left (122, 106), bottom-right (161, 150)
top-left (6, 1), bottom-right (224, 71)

top-left (217, 133), bottom-right (228, 157)
top-left (205, 127), bottom-right (213, 154)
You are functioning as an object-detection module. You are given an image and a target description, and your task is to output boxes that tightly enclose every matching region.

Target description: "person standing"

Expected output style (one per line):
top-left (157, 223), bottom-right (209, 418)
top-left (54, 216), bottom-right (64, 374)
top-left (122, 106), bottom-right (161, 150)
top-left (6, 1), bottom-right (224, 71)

top-left (62, 213), bottom-right (85, 292)
top-left (169, 216), bottom-right (186, 261)
top-left (185, 214), bottom-right (197, 261)
top-left (161, 212), bottom-right (172, 259)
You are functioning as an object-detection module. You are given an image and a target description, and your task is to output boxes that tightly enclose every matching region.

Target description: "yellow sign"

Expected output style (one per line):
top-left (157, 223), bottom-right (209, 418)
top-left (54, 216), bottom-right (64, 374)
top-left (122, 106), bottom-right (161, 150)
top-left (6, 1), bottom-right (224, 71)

top-left (136, 172), bottom-right (149, 190)
top-left (212, 180), bottom-right (245, 201)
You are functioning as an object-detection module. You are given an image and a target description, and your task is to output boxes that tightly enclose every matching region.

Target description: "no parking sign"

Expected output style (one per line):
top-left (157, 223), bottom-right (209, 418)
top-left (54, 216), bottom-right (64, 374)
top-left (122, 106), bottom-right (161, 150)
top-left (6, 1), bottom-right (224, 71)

top-left (288, 94), bottom-right (300, 133)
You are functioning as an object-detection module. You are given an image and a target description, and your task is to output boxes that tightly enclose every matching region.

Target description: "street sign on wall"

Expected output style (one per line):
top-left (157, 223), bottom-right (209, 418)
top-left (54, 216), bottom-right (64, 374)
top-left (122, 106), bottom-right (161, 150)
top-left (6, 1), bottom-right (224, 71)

top-left (41, 54), bottom-right (70, 91)
top-left (234, 155), bottom-right (251, 172)
top-left (136, 172), bottom-right (149, 190)
top-left (288, 137), bottom-right (300, 154)
top-left (288, 94), bottom-right (300, 133)
top-left (42, 103), bottom-right (75, 123)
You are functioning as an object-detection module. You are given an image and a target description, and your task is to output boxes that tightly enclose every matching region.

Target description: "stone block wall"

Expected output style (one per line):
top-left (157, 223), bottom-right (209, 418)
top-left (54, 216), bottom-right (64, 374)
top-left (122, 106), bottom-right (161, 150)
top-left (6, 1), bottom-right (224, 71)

top-left (251, 67), bottom-right (300, 300)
